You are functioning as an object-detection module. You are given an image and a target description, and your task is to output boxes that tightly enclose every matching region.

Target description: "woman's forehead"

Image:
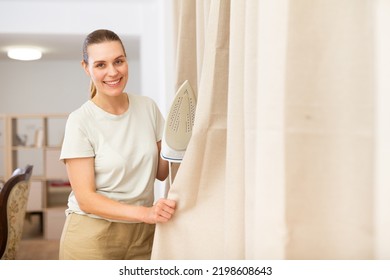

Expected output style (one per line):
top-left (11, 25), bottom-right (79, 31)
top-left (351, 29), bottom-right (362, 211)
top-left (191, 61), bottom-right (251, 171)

top-left (87, 41), bottom-right (125, 61)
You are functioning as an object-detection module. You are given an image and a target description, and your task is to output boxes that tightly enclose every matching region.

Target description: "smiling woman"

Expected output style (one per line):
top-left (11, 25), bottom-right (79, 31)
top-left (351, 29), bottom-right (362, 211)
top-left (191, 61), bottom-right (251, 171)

top-left (58, 29), bottom-right (176, 260)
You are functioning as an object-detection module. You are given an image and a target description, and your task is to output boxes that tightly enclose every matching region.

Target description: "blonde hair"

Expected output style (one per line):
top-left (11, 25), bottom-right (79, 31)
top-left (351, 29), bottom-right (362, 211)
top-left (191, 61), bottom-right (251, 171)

top-left (89, 81), bottom-right (97, 99)
top-left (82, 29), bottom-right (127, 99)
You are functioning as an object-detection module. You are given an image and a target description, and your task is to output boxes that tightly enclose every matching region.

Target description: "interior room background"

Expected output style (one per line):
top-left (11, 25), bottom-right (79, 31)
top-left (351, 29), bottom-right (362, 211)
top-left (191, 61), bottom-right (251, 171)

top-left (2, 0), bottom-right (390, 260)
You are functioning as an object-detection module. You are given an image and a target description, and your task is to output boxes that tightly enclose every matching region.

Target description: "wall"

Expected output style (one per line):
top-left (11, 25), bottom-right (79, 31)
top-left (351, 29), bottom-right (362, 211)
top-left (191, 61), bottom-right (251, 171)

top-left (0, 59), bottom-right (141, 114)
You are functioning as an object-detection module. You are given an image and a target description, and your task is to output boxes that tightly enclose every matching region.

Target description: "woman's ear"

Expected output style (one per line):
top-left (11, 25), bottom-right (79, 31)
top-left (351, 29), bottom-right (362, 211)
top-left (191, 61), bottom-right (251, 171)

top-left (81, 60), bottom-right (90, 76)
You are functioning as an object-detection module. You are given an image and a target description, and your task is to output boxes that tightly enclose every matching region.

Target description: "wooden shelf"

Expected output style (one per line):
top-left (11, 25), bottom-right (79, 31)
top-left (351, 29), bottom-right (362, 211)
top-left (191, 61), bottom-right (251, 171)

top-left (2, 113), bottom-right (69, 239)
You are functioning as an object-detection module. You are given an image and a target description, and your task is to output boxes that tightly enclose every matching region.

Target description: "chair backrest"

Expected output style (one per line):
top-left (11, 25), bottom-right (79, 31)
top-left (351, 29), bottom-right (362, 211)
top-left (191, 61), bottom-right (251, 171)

top-left (0, 165), bottom-right (33, 260)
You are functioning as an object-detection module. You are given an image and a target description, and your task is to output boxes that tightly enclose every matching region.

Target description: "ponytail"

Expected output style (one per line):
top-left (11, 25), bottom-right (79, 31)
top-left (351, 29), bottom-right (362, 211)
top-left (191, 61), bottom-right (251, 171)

top-left (90, 81), bottom-right (97, 99)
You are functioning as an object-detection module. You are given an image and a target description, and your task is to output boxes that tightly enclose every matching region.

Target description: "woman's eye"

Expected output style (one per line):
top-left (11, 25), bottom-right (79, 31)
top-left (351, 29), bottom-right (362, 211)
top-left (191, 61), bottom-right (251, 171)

top-left (96, 63), bottom-right (105, 68)
top-left (115, 60), bottom-right (123, 65)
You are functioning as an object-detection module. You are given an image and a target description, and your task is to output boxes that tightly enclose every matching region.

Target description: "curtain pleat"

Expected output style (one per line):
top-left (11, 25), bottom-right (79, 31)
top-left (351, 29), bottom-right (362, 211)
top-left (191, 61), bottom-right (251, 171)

top-left (374, 0), bottom-right (390, 259)
top-left (223, 0), bottom-right (245, 259)
top-left (152, 0), bottom-right (231, 259)
top-left (284, 0), bottom-right (374, 259)
top-left (248, 0), bottom-right (289, 259)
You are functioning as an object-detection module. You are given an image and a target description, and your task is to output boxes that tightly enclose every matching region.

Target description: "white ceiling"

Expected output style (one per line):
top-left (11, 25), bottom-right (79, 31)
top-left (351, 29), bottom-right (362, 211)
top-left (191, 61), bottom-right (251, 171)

top-left (0, 0), bottom-right (146, 61)
top-left (0, 33), bottom-right (140, 61)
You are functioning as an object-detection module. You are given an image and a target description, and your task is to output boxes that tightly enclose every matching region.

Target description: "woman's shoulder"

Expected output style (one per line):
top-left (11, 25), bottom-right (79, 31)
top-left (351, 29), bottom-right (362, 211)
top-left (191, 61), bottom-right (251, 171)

top-left (128, 93), bottom-right (159, 111)
top-left (128, 93), bottom-right (155, 104)
top-left (66, 101), bottom-right (93, 123)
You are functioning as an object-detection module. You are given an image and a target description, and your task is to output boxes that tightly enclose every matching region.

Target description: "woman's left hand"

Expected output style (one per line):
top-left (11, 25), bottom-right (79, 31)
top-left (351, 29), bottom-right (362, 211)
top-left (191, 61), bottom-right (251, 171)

top-left (143, 198), bottom-right (176, 224)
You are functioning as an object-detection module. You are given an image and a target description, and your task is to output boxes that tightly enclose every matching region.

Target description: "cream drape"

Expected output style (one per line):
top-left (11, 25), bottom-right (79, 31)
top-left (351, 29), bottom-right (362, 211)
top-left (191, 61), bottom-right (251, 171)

top-left (152, 0), bottom-right (390, 259)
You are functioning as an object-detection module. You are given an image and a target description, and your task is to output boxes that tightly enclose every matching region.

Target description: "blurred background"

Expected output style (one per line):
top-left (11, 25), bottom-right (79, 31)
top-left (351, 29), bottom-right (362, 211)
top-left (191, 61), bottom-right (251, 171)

top-left (1, 0), bottom-right (390, 260)
top-left (0, 0), bottom-right (174, 259)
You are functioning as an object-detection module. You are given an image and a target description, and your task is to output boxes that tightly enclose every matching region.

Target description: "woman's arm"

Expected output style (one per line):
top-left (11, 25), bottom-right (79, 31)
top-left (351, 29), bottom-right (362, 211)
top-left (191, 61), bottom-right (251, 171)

top-left (156, 140), bottom-right (169, 181)
top-left (65, 157), bottom-right (175, 223)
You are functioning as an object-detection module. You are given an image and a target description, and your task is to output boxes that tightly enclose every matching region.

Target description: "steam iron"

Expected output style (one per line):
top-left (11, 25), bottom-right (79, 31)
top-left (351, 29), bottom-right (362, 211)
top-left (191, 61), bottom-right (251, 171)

top-left (161, 80), bottom-right (196, 191)
top-left (161, 80), bottom-right (196, 163)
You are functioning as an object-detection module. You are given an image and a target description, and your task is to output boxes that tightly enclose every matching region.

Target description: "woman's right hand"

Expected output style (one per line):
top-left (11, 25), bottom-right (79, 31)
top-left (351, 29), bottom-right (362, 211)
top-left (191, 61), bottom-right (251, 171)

top-left (143, 198), bottom-right (176, 224)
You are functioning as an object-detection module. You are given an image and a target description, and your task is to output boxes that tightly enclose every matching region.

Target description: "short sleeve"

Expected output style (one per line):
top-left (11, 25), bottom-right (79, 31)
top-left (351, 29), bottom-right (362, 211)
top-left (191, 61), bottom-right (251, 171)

top-left (60, 112), bottom-right (95, 161)
top-left (153, 101), bottom-right (165, 142)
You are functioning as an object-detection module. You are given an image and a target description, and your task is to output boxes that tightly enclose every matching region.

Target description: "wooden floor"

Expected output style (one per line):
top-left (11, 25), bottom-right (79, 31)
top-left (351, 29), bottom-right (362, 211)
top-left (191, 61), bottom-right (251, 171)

top-left (16, 239), bottom-right (60, 260)
top-left (15, 214), bottom-right (60, 260)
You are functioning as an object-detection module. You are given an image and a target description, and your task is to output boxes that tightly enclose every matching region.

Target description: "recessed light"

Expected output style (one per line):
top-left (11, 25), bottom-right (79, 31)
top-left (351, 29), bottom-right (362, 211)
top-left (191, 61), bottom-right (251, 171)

top-left (7, 47), bottom-right (42, 61)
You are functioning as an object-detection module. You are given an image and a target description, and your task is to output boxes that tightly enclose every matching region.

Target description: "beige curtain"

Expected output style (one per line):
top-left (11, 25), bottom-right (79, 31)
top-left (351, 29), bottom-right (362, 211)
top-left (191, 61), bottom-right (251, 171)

top-left (152, 0), bottom-right (390, 259)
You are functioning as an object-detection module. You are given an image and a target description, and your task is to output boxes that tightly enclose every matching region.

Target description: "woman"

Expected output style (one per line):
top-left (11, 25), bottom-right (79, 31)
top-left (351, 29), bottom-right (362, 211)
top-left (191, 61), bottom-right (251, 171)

top-left (59, 29), bottom-right (176, 260)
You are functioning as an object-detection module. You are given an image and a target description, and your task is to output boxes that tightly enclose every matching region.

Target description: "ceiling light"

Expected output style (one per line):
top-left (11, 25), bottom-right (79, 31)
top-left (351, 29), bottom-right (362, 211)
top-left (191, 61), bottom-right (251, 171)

top-left (7, 47), bottom-right (42, 61)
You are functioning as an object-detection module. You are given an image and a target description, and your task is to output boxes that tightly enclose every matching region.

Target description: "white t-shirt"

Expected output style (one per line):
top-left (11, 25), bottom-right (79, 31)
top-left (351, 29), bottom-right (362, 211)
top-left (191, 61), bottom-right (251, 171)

top-left (60, 93), bottom-right (165, 220)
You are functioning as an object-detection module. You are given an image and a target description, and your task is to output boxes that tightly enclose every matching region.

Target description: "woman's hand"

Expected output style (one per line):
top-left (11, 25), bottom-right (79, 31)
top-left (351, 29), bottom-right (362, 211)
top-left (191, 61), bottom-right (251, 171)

top-left (143, 198), bottom-right (176, 224)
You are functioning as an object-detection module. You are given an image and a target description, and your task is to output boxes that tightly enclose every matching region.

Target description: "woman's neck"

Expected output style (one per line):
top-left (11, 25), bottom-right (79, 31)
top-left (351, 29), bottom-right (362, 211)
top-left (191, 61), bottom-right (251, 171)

top-left (92, 92), bottom-right (129, 115)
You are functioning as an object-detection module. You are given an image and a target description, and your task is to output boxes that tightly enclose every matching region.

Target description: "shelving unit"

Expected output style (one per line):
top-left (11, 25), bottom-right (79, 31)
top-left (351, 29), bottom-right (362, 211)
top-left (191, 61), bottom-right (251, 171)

top-left (3, 113), bottom-right (70, 239)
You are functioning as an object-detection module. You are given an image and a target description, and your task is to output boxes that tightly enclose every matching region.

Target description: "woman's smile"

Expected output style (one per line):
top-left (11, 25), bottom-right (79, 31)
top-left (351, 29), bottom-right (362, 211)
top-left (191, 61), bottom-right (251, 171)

top-left (104, 78), bottom-right (122, 86)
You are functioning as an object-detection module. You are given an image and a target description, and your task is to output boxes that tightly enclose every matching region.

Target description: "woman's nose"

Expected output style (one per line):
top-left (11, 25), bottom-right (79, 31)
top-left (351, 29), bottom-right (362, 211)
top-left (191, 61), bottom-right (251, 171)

top-left (107, 64), bottom-right (119, 75)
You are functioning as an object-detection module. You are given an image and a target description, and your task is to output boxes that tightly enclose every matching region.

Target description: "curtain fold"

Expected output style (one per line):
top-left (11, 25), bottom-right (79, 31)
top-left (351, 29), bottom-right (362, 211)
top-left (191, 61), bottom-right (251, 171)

top-left (224, 0), bottom-right (245, 259)
top-left (249, 0), bottom-right (289, 259)
top-left (152, 0), bottom-right (231, 259)
top-left (374, 0), bottom-right (390, 259)
top-left (284, 0), bottom-right (374, 259)
top-left (152, 0), bottom-right (385, 260)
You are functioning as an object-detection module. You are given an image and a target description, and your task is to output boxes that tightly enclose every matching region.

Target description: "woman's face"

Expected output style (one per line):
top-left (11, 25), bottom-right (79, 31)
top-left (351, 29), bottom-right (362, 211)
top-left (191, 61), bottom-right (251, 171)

top-left (83, 41), bottom-right (128, 98)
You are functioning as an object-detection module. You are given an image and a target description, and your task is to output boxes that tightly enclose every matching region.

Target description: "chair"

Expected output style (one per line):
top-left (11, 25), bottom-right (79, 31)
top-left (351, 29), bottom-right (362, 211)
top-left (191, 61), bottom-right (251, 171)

top-left (0, 165), bottom-right (33, 260)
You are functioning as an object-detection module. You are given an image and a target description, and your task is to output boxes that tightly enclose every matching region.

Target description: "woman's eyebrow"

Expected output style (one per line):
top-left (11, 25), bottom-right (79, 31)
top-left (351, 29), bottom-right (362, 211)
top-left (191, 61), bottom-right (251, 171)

top-left (93, 55), bottom-right (126, 64)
